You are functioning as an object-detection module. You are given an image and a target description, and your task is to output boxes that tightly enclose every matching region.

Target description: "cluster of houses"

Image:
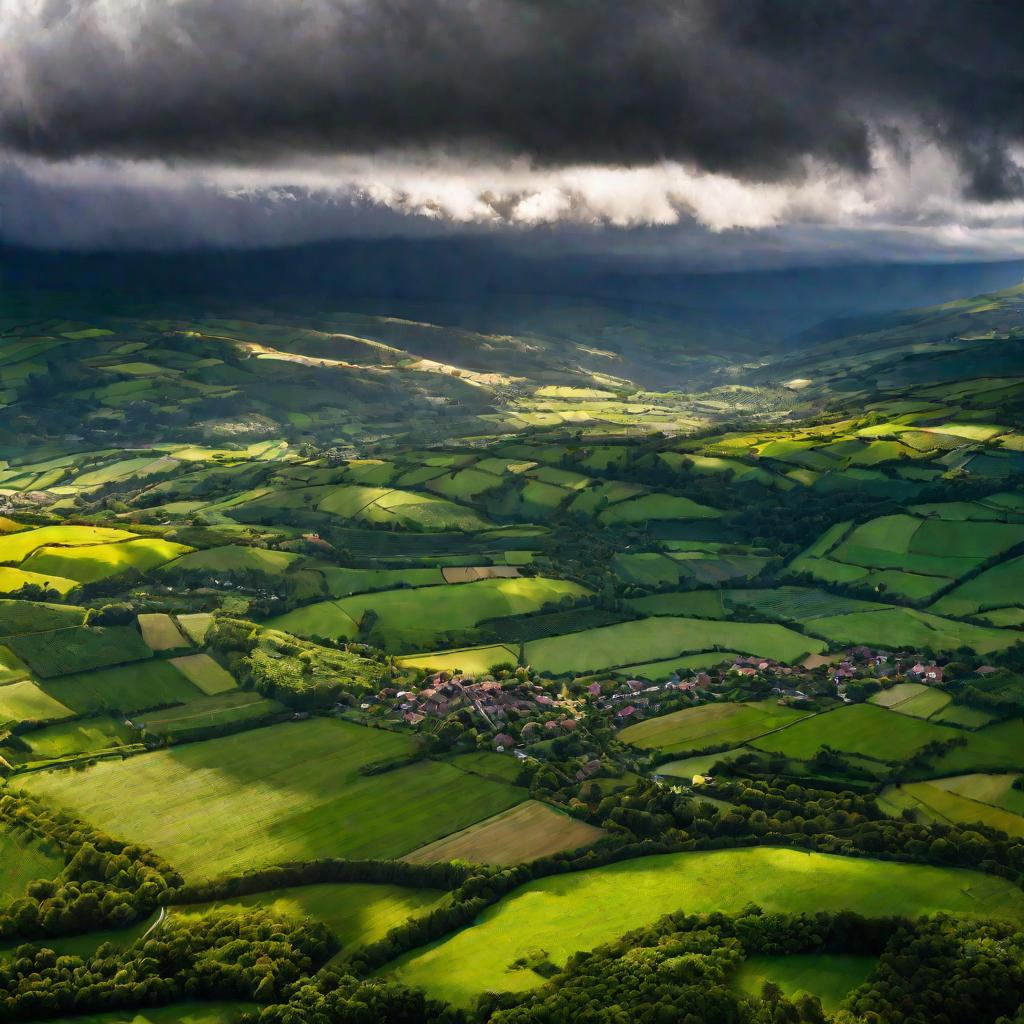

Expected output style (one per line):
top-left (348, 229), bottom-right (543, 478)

top-left (374, 672), bottom-right (576, 746)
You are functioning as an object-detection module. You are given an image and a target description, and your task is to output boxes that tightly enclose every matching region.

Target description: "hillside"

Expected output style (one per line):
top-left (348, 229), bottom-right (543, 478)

top-left (2, 279), bottom-right (1024, 1024)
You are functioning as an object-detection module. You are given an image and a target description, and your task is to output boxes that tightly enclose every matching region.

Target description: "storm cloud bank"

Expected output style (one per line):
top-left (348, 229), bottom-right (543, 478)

top-left (2, 0), bottom-right (1024, 253)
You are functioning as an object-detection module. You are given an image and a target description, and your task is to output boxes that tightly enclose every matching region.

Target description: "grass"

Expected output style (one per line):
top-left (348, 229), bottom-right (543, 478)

top-left (139, 691), bottom-right (280, 736)
top-left (803, 608), bottom-right (1014, 655)
top-left (0, 524), bottom-right (136, 563)
top-left (612, 651), bottom-right (739, 678)
top-left (21, 717), bottom-right (136, 759)
top-left (0, 825), bottom-right (63, 903)
top-left (385, 847), bottom-right (1024, 1006)
top-left (931, 555), bottom-right (1024, 616)
top-left (885, 781), bottom-right (1024, 837)
top-left (162, 544), bottom-right (302, 575)
top-left (598, 493), bottom-right (721, 524)
top-left (752, 704), bottom-right (958, 762)
top-left (22, 537), bottom-right (192, 583)
top-left (927, 719), bottom-right (1024, 774)
top-left (173, 881), bottom-right (447, 957)
top-left (168, 653), bottom-right (237, 695)
top-left (7, 624), bottom-right (153, 678)
top-left (0, 645), bottom-right (29, 684)
top-left (890, 688), bottom-right (951, 720)
top-left (177, 612), bottom-right (214, 644)
top-left (138, 612), bottom-right (190, 651)
top-left (0, 680), bottom-right (73, 725)
top-left (41, 660), bottom-right (202, 715)
top-left (17, 718), bottom-right (525, 882)
top-left (320, 566), bottom-right (444, 597)
top-left (398, 644), bottom-right (519, 676)
top-left (620, 702), bottom-right (810, 755)
top-left (931, 773), bottom-right (1024, 814)
top-left (733, 954), bottom-right (877, 1012)
top-left (0, 565), bottom-right (79, 596)
top-left (626, 591), bottom-right (727, 618)
top-left (869, 682), bottom-right (929, 708)
top-left (522, 618), bottom-right (824, 675)
top-left (403, 800), bottom-right (605, 865)
top-left (0, 599), bottom-right (85, 636)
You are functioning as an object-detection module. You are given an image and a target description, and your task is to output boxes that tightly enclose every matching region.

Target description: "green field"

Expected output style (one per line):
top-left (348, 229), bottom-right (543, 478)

top-left (0, 564), bottom-right (79, 596)
top-left (7, 624), bottom-right (153, 678)
top-left (0, 825), bottom-right (63, 903)
top-left (620, 701), bottom-right (810, 754)
top-left (22, 537), bottom-right (192, 583)
top-left (138, 612), bottom-right (190, 650)
top-left (751, 704), bottom-right (957, 762)
top-left (177, 612), bottom-right (214, 644)
top-left (612, 651), bottom-right (739, 678)
top-left (173, 881), bottom-right (447, 956)
top-left (598, 493), bottom-right (721, 524)
top-left (803, 607), bottom-right (1014, 655)
top-left (139, 691), bottom-right (280, 736)
top-left (18, 718), bottom-right (525, 881)
top-left (21, 717), bottom-right (136, 759)
top-left (0, 599), bottom-right (85, 636)
top-left (927, 719), bottom-right (1024, 774)
top-left (320, 566), bottom-right (445, 597)
top-left (733, 954), bottom-right (877, 1012)
top-left (386, 847), bottom-right (1024, 1006)
top-left (403, 800), bottom-right (604, 865)
top-left (883, 780), bottom-right (1024, 836)
top-left (40, 660), bottom-right (202, 714)
top-left (168, 653), bottom-right (237, 694)
top-left (270, 576), bottom-right (588, 647)
top-left (930, 554), bottom-right (1024, 616)
top-left (0, 679), bottom-right (73, 724)
top-left (522, 617), bottom-right (824, 675)
top-left (0, 524), bottom-right (136, 563)
top-left (162, 544), bottom-right (302, 575)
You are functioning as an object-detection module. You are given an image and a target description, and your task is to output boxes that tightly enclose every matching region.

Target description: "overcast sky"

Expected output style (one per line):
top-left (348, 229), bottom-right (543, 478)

top-left (3, 0), bottom-right (1024, 266)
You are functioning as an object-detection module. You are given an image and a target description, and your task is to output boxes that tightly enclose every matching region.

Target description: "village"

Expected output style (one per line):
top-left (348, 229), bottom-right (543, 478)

top-left (356, 645), bottom-right (983, 757)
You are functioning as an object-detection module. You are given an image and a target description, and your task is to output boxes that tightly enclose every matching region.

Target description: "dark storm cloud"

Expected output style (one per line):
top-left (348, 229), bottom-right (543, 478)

top-left (2, 0), bottom-right (1023, 197)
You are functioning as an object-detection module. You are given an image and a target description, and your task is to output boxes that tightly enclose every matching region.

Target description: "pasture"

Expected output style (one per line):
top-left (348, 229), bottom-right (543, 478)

top-left (7, 625), bottom-right (153, 678)
top-left (18, 718), bottom-right (525, 881)
top-left (751, 704), bottom-right (957, 762)
top-left (403, 800), bottom-right (605, 865)
top-left (41, 660), bottom-right (201, 715)
top-left (883, 780), bottom-right (1024, 837)
top-left (0, 825), bottom-right (62, 903)
top-left (20, 717), bottom-right (136, 760)
top-left (162, 544), bottom-right (301, 575)
top-left (598, 493), bottom-right (721, 524)
top-left (933, 773), bottom-right (1024, 814)
top-left (0, 565), bottom-right (79, 596)
top-left (620, 702), bottom-right (810, 755)
top-left (138, 613), bottom-right (190, 651)
top-left (168, 653), bottom-right (237, 694)
top-left (0, 680), bottom-right (73, 725)
top-left (173, 881), bottom-right (446, 957)
top-left (0, 524), bottom-right (136, 563)
top-left (22, 537), bottom-right (192, 583)
top-left (177, 612), bottom-right (214, 644)
top-left (138, 691), bottom-right (280, 736)
top-left (803, 608), bottom-right (1014, 655)
top-left (386, 847), bottom-right (1024, 1006)
top-left (733, 954), bottom-right (876, 1013)
top-left (523, 617), bottom-right (825, 675)
top-left (272, 576), bottom-right (589, 647)
top-left (0, 599), bottom-right (85, 636)
top-left (38, 1005), bottom-right (254, 1024)
top-left (927, 719), bottom-right (1024, 774)
top-left (398, 643), bottom-right (519, 676)
top-left (321, 566), bottom-right (444, 597)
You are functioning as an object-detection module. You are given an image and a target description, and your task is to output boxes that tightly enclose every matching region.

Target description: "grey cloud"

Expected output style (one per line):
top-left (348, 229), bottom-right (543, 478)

top-left (2, 0), bottom-right (1022, 196)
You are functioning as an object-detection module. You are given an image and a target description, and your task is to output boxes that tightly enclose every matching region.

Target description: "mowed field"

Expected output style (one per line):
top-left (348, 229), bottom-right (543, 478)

top-left (404, 617), bottom-right (825, 675)
top-left (17, 718), bottom-right (527, 881)
top-left (403, 800), bottom-right (605, 865)
top-left (619, 702), bottom-right (811, 754)
top-left (173, 881), bottom-right (448, 957)
top-left (267, 576), bottom-right (589, 646)
top-left (0, 825), bottom-right (63, 903)
top-left (751, 704), bottom-right (958, 762)
top-left (733, 954), bottom-right (877, 1013)
top-left (386, 847), bottom-right (1024, 1006)
top-left (883, 779), bottom-right (1024, 837)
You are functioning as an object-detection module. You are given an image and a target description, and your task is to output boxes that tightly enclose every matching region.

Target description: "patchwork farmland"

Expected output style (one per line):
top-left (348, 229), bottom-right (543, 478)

top-left (3, 280), bottom-right (1024, 1022)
